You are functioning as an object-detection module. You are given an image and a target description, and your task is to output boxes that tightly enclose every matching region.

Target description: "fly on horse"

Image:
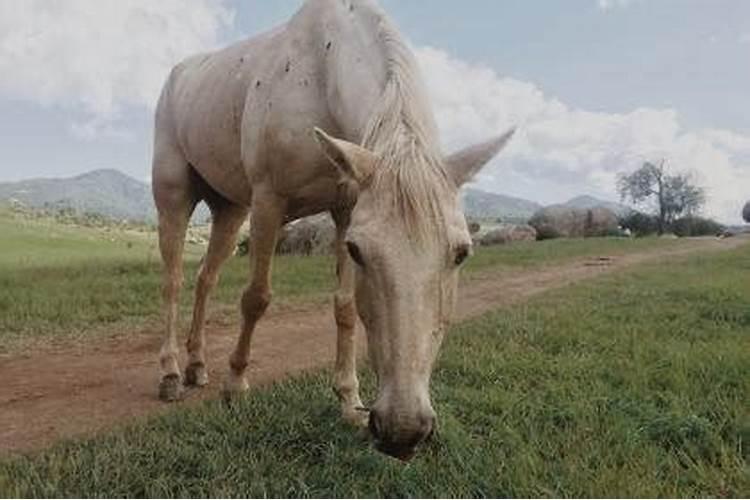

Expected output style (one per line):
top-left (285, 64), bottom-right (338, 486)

top-left (152, 0), bottom-right (513, 459)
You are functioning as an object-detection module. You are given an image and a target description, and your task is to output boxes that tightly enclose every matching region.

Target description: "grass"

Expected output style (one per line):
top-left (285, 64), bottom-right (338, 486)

top-left (0, 209), bottom-right (682, 351)
top-left (0, 212), bottom-right (332, 349)
top-left (465, 236), bottom-right (679, 270)
top-left (1, 243), bottom-right (747, 497)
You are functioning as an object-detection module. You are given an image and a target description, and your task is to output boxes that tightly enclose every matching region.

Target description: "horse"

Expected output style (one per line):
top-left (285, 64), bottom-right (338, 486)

top-left (152, 0), bottom-right (514, 459)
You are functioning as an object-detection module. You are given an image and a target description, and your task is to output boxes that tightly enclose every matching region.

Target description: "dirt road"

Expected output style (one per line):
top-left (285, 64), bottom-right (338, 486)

top-left (1, 237), bottom-right (745, 454)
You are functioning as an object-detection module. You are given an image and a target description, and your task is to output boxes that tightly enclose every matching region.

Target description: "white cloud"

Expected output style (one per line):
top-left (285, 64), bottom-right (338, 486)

top-left (597, 0), bottom-right (640, 11)
top-left (0, 0), bottom-right (233, 137)
top-left (0, 3), bottom-right (746, 223)
top-left (416, 46), bottom-right (750, 224)
top-left (69, 119), bottom-right (134, 142)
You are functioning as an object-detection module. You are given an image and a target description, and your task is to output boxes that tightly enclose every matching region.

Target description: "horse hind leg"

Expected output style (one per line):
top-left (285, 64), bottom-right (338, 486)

top-left (184, 198), bottom-right (248, 387)
top-left (153, 153), bottom-right (198, 401)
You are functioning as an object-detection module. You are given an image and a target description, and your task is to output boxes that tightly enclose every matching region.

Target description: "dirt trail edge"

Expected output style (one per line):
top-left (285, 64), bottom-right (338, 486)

top-left (1, 237), bottom-right (746, 454)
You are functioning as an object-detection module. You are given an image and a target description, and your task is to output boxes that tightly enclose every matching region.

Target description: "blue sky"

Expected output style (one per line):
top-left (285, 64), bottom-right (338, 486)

top-left (231, 0), bottom-right (750, 132)
top-left (0, 0), bottom-right (748, 221)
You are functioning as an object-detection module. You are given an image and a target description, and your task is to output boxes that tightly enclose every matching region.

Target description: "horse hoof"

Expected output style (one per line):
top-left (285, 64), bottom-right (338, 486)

top-left (221, 377), bottom-right (249, 405)
top-left (185, 362), bottom-right (209, 387)
top-left (158, 374), bottom-right (183, 402)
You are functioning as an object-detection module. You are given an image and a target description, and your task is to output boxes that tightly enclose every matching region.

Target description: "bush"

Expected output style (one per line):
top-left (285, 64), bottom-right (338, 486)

top-left (672, 216), bottom-right (724, 237)
top-left (619, 211), bottom-right (660, 237)
top-left (236, 236), bottom-right (250, 257)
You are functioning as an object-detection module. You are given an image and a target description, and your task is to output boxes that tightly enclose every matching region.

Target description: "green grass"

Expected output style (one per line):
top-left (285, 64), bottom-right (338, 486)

top-left (464, 236), bottom-right (678, 271)
top-left (0, 212), bottom-right (333, 348)
top-left (0, 210), bottom-right (683, 350)
top-left (2, 244), bottom-right (747, 497)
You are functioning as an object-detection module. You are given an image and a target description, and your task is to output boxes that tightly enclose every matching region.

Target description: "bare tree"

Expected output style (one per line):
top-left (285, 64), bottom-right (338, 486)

top-left (617, 160), bottom-right (705, 234)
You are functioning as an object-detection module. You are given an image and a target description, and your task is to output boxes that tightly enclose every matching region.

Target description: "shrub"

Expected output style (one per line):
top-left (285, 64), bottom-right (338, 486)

top-left (236, 236), bottom-right (250, 257)
top-left (619, 211), bottom-right (660, 237)
top-left (672, 216), bottom-right (724, 237)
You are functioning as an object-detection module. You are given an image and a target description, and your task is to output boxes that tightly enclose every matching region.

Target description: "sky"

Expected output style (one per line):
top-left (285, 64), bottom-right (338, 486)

top-left (0, 0), bottom-right (748, 223)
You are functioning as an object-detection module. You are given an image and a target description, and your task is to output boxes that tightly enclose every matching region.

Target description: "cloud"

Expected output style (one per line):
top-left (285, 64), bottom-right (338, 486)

top-left (740, 32), bottom-right (750, 44)
top-left (0, 0), bottom-right (233, 137)
top-left (597, 0), bottom-right (640, 11)
top-left (415, 46), bottom-right (750, 224)
top-left (0, 3), bottom-right (746, 223)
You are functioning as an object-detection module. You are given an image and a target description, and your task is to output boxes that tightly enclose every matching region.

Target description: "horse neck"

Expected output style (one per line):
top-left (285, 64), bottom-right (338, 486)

top-left (317, 0), bottom-right (438, 151)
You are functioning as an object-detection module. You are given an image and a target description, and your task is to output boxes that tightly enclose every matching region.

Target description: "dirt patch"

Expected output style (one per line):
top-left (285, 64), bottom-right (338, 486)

top-left (0, 237), bottom-right (746, 455)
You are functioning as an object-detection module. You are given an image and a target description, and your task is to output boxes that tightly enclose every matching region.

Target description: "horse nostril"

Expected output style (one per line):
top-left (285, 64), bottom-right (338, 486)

top-left (368, 411), bottom-right (382, 439)
top-left (416, 412), bottom-right (436, 443)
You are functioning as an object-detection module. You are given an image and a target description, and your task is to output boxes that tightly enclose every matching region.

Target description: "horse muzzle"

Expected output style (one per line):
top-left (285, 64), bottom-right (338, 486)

top-left (368, 408), bottom-right (436, 461)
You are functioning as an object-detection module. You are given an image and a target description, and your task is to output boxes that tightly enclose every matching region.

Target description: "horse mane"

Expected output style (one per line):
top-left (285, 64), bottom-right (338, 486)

top-left (359, 8), bottom-right (454, 244)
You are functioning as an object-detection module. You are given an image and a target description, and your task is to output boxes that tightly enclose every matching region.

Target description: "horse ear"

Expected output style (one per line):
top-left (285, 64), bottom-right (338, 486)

top-left (445, 128), bottom-right (516, 187)
top-left (313, 127), bottom-right (376, 185)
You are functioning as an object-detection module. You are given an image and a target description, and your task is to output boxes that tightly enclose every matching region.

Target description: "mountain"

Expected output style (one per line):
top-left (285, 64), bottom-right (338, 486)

top-left (0, 169), bottom-right (628, 225)
top-left (461, 188), bottom-right (542, 221)
top-left (562, 195), bottom-right (631, 217)
top-left (0, 169), bottom-right (157, 221)
top-left (0, 169), bottom-right (213, 223)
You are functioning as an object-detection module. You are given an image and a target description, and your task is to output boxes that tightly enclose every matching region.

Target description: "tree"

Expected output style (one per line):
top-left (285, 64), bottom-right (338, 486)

top-left (617, 160), bottom-right (705, 234)
top-left (743, 201), bottom-right (750, 223)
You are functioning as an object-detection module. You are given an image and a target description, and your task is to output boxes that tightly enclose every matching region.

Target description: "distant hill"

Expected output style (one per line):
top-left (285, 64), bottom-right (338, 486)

top-left (0, 169), bottom-right (631, 226)
top-left (0, 169), bottom-right (210, 223)
top-left (0, 169), bottom-right (157, 222)
top-left (562, 195), bottom-right (631, 217)
top-left (461, 188), bottom-right (542, 221)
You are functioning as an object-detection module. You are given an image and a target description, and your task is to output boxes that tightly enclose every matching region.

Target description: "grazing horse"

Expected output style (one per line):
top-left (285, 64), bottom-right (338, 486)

top-left (152, 0), bottom-right (513, 459)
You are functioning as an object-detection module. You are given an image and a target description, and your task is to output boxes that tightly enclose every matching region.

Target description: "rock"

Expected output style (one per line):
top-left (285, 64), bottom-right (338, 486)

top-left (185, 229), bottom-right (208, 246)
top-left (479, 224), bottom-right (537, 246)
top-left (276, 213), bottom-right (336, 255)
top-left (528, 205), bottom-right (619, 239)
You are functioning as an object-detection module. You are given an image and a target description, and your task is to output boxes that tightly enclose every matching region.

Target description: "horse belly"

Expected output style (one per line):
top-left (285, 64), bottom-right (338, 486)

top-left (171, 45), bottom-right (270, 206)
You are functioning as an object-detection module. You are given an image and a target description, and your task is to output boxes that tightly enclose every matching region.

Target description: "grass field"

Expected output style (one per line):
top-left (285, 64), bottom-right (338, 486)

top-left (1, 242), bottom-right (747, 497)
top-left (0, 209), bottom-right (682, 350)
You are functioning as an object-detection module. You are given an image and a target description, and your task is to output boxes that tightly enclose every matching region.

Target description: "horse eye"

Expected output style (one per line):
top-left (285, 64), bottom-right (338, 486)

top-left (346, 241), bottom-right (365, 266)
top-left (454, 246), bottom-right (471, 266)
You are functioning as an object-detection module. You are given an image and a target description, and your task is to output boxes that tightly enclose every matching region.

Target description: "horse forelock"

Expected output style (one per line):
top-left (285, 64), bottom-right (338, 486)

top-left (359, 12), bottom-right (454, 245)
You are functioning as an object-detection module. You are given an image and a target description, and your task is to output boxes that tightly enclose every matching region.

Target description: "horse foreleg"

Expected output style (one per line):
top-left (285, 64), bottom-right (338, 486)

top-left (185, 202), bottom-right (248, 387)
top-left (331, 210), bottom-right (366, 426)
top-left (223, 189), bottom-right (285, 398)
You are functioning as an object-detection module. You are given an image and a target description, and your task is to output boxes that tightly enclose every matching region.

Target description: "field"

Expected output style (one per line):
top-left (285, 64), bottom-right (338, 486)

top-left (0, 210), bottom-right (748, 497)
top-left (1, 209), bottom-right (682, 350)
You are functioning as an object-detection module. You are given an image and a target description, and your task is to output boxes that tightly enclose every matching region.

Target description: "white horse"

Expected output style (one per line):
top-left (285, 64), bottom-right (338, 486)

top-left (152, 0), bottom-right (513, 459)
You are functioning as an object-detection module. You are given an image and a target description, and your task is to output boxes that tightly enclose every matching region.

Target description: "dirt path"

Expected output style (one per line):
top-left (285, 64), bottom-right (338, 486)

top-left (1, 237), bottom-right (746, 455)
